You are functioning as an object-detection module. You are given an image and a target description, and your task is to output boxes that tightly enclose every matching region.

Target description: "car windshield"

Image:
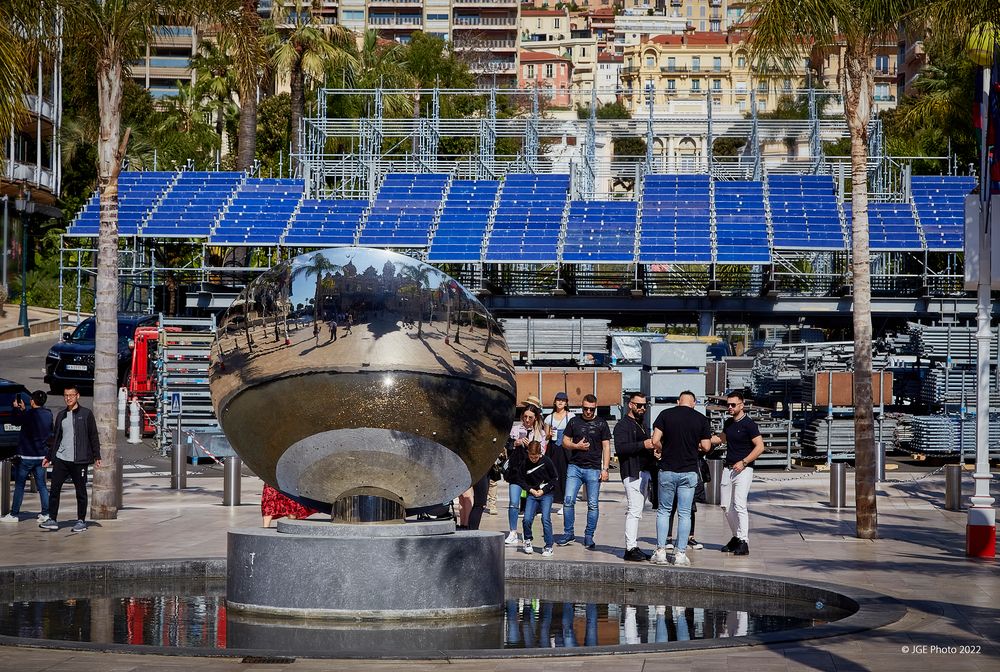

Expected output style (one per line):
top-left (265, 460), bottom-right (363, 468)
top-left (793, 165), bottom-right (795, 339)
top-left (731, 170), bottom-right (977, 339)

top-left (70, 318), bottom-right (139, 342)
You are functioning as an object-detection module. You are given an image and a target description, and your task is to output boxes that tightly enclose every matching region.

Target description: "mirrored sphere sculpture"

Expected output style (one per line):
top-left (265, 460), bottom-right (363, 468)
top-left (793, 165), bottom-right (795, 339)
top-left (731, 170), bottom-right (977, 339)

top-left (210, 248), bottom-right (516, 510)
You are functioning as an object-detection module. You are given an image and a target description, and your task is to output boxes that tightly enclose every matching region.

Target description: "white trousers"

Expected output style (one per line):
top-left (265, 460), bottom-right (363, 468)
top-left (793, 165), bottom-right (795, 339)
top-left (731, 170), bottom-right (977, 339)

top-left (622, 471), bottom-right (651, 549)
top-left (720, 466), bottom-right (753, 541)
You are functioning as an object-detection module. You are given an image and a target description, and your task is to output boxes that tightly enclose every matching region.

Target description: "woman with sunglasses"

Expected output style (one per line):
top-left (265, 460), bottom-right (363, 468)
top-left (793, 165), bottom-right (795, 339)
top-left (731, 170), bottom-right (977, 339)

top-left (503, 399), bottom-right (547, 546)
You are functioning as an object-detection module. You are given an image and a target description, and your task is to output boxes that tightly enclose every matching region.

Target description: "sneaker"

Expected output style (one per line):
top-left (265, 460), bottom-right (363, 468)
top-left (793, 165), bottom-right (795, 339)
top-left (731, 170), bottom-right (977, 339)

top-left (0, 513), bottom-right (18, 523)
top-left (504, 531), bottom-right (519, 546)
top-left (523, 541), bottom-right (534, 554)
top-left (541, 546), bottom-right (553, 557)
top-left (39, 519), bottom-right (58, 531)
top-left (71, 520), bottom-right (87, 533)
top-left (733, 540), bottom-right (750, 556)
top-left (665, 539), bottom-right (674, 550)
top-left (688, 537), bottom-right (704, 550)
top-left (554, 507), bottom-right (563, 516)
top-left (37, 514), bottom-right (50, 523)
top-left (556, 534), bottom-right (576, 546)
top-left (672, 552), bottom-right (692, 567)
top-left (721, 536), bottom-right (740, 553)
top-left (623, 547), bottom-right (647, 562)
top-left (583, 537), bottom-right (596, 550)
top-left (652, 547), bottom-right (669, 565)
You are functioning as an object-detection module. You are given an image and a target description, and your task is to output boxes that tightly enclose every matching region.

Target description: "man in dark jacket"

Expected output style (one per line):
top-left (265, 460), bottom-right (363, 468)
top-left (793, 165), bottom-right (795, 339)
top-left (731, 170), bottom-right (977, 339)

top-left (40, 386), bottom-right (101, 533)
top-left (0, 391), bottom-right (53, 523)
top-left (613, 391), bottom-right (656, 561)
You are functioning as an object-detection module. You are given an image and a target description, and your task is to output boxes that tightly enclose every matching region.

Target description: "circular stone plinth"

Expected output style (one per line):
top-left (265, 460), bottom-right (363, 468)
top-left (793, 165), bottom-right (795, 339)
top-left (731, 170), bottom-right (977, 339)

top-left (276, 518), bottom-right (455, 537)
top-left (226, 527), bottom-right (503, 619)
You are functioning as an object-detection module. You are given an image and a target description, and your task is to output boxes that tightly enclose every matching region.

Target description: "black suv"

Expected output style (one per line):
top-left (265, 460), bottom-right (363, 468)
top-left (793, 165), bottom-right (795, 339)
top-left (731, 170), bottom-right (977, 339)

top-left (0, 378), bottom-right (30, 459)
top-left (44, 313), bottom-right (158, 392)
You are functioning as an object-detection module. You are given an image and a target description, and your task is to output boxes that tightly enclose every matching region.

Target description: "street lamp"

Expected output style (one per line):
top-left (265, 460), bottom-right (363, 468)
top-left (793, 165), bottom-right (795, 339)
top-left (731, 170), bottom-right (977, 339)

top-left (13, 190), bottom-right (33, 338)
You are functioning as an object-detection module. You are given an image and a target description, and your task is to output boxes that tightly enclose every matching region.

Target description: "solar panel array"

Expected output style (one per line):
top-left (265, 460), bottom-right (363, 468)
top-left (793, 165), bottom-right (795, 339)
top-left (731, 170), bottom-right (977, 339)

top-left (66, 170), bottom-right (975, 263)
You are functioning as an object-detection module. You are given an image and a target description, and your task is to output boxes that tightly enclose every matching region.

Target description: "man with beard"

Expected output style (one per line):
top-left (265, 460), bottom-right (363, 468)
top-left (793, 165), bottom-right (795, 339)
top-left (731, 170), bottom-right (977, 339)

top-left (613, 391), bottom-right (657, 561)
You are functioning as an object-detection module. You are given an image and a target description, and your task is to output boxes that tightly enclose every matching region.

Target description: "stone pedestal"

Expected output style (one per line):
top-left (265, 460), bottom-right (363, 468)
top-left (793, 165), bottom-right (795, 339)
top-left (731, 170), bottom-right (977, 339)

top-left (226, 520), bottom-right (504, 619)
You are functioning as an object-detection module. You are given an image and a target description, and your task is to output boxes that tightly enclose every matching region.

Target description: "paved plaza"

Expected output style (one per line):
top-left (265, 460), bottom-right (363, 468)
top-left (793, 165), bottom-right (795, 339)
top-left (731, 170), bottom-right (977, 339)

top-left (0, 460), bottom-right (997, 671)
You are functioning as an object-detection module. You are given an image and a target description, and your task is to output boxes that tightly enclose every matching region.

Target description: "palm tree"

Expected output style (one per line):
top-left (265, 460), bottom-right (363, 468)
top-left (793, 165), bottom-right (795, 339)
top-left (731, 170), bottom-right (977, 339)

top-left (400, 264), bottom-right (434, 337)
top-left (263, 0), bottom-right (356, 162)
top-left (339, 29), bottom-right (415, 118)
top-left (60, 0), bottom-right (187, 520)
top-left (0, 4), bottom-right (28, 170)
top-left (291, 252), bottom-right (341, 329)
top-left (191, 39), bottom-right (237, 161)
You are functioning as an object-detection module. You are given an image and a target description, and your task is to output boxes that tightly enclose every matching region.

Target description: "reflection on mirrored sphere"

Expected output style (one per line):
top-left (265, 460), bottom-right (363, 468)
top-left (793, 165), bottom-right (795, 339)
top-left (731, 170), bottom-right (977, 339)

top-left (210, 248), bottom-right (516, 508)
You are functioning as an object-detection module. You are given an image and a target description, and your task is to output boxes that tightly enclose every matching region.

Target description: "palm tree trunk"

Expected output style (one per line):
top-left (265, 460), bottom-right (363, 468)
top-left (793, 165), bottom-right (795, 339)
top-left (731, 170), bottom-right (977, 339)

top-left (91, 59), bottom-right (125, 520)
top-left (844, 53), bottom-right (876, 539)
top-left (237, 81), bottom-right (257, 171)
top-left (290, 61), bottom-right (304, 162)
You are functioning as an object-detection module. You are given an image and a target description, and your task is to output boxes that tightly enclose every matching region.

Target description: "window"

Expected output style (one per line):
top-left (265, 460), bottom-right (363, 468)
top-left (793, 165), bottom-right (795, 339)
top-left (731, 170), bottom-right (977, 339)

top-left (700, 21), bottom-right (705, 31)
top-left (737, 55), bottom-right (747, 68)
top-left (713, 56), bottom-right (722, 72)
top-left (545, 63), bottom-right (554, 78)
top-left (757, 99), bottom-right (766, 111)
top-left (668, 56), bottom-right (676, 71)
top-left (782, 78), bottom-right (792, 91)
top-left (712, 79), bottom-right (722, 91)
top-left (710, 19), bottom-right (720, 31)
top-left (691, 79), bottom-right (701, 92)
top-left (645, 55), bottom-right (655, 68)
top-left (343, 10), bottom-right (363, 21)
top-left (667, 79), bottom-right (676, 91)
top-left (554, 18), bottom-right (560, 29)
top-left (875, 83), bottom-right (890, 100)
top-left (700, 6), bottom-right (706, 16)
top-left (426, 13), bottom-right (448, 21)
top-left (687, 7), bottom-right (692, 17)
top-left (757, 80), bottom-right (767, 93)
top-left (875, 54), bottom-right (889, 74)
top-left (580, 47), bottom-right (586, 57)
top-left (738, 100), bottom-right (746, 113)
top-left (735, 81), bottom-right (747, 92)
top-left (527, 64), bottom-right (535, 78)
top-left (692, 57), bottom-right (700, 72)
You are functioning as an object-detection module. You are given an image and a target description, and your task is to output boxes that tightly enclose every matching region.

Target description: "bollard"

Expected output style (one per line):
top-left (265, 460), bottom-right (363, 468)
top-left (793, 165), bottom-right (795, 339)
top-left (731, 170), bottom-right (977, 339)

top-left (875, 441), bottom-right (886, 483)
top-left (1, 459), bottom-right (10, 516)
top-left (117, 387), bottom-right (128, 430)
top-left (114, 454), bottom-right (123, 510)
top-left (829, 462), bottom-right (847, 509)
top-left (127, 400), bottom-right (142, 444)
top-left (171, 417), bottom-right (186, 490)
top-left (223, 456), bottom-right (242, 507)
top-left (944, 464), bottom-right (962, 511)
top-left (706, 458), bottom-right (724, 505)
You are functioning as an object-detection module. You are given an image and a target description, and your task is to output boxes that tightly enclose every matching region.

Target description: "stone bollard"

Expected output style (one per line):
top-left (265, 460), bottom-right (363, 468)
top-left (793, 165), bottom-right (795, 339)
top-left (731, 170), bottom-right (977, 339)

top-left (944, 464), bottom-right (962, 511)
top-left (223, 456), bottom-right (242, 507)
top-left (171, 418), bottom-right (186, 490)
top-left (829, 462), bottom-right (847, 509)
top-left (127, 399), bottom-right (142, 444)
top-left (706, 458), bottom-right (724, 505)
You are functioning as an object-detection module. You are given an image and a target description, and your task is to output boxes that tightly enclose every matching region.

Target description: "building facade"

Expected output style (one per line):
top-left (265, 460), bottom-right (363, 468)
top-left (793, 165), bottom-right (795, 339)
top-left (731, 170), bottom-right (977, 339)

top-left (518, 51), bottom-right (573, 108)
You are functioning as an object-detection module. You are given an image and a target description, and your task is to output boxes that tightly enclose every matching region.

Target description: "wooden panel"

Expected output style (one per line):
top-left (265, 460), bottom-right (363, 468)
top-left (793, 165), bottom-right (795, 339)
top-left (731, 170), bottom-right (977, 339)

top-left (516, 368), bottom-right (622, 408)
top-left (814, 371), bottom-right (893, 406)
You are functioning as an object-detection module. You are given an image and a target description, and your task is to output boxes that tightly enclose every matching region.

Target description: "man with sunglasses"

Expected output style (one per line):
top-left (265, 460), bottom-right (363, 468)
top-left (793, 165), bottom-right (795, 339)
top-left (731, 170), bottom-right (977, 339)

top-left (613, 392), bottom-right (656, 561)
top-left (711, 390), bottom-right (765, 556)
top-left (558, 394), bottom-right (611, 549)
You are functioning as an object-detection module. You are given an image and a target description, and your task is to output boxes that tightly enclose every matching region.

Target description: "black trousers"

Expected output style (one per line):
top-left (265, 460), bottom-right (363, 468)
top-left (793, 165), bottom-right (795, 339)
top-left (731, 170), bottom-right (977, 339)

top-left (466, 472), bottom-right (491, 531)
top-left (50, 458), bottom-right (89, 522)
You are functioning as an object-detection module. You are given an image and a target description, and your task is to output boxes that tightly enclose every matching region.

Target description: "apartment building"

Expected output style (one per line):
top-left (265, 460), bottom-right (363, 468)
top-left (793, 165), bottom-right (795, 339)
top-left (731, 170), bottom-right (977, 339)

top-left (452, 0), bottom-right (519, 80)
top-left (518, 51), bottom-right (573, 108)
top-left (131, 25), bottom-right (201, 100)
top-left (813, 40), bottom-right (902, 113)
top-left (619, 32), bottom-right (811, 116)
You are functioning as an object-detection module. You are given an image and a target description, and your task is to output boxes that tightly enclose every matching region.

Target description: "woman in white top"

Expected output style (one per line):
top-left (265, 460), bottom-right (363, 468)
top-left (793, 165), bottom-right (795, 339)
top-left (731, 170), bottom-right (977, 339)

top-left (504, 401), bottom-right (547, 545)
top-left (543, 391), bottom-right (575, 515)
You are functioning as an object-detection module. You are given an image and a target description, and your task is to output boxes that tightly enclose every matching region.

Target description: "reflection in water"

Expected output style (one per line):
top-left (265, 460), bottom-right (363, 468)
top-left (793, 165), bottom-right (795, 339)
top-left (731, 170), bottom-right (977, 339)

top-left (0, 588), bottom-right (841, 652)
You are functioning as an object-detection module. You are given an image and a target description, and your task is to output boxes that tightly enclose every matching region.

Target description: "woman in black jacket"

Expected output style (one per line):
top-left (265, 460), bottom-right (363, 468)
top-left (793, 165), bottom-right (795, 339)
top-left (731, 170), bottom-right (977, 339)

top-left (519, 441), bottom-right (559, 556)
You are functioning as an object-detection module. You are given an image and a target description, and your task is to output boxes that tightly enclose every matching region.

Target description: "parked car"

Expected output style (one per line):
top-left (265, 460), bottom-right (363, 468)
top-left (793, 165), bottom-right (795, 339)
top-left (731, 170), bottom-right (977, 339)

top-left (44, 313), bottom-right (158, 392)
top-left (0, 378), bottom-right (30, 460)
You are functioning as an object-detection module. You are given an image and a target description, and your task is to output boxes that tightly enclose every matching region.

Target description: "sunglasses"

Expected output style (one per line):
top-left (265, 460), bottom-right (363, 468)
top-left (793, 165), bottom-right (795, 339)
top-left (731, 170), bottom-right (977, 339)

top-left (582, 406), bottom-right (597, 413)
top-left (727, 402), bottom-right (740, 408)
top-left (631, 402), bottom-right (647, 408)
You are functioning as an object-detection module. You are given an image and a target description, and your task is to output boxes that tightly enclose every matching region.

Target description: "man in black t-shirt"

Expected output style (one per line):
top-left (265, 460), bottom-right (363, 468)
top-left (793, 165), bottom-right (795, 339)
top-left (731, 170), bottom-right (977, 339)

top-left (710, 390), bottom-right (765, 556)
top-left (649, 391), bottom-right (711, 566)
top-left (557, 394), bottom-right (611, 550)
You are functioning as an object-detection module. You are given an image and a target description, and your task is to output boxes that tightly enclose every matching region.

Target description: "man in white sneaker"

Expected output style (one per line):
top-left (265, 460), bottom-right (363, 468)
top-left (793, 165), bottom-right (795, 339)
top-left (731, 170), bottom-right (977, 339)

top-left (39, 386), bottom-right (101, 533)
top-left (712, 390), bottom-right (765, 556)
top-left (649, 391), bottom-right (711, 567)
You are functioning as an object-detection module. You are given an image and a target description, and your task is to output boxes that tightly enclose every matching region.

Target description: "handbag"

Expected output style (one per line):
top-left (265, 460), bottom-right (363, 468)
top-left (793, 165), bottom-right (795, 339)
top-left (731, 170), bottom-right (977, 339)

top-left (489, 458), bottom-right (504, 482)
top-left (698, 456), bottom-right (712, 484)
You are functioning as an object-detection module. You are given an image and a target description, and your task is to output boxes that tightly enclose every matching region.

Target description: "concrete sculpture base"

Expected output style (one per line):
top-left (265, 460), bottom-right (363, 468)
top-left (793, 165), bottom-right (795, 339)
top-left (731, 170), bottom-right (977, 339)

top-left (226, 522), bottom-right (504, 620)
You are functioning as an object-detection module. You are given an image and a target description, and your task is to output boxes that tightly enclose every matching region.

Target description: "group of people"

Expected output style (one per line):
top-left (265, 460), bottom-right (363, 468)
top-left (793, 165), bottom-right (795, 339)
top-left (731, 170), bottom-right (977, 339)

top-left (499, 389), bottom-right (764, 566)
top-left (2, 386), bottom-right (102, 533)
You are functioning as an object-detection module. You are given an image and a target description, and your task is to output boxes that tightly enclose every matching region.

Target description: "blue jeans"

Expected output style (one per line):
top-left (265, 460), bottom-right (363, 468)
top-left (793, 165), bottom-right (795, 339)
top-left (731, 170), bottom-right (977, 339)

top-left (11, 458), bottom-right (49, 516)
top-left (656, 470), bottom-right (697, 552)
top-left (522, 492), bottom-right (554, 547)
top-left (507, 483), bottom-right (523, 532)
top-left (562, 464), bottom-right (601, 539)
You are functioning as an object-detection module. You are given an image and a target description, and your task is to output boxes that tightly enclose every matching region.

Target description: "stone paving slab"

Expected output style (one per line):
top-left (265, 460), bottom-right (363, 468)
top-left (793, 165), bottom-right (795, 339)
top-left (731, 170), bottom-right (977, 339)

top-left (0, 470), bottom-right (997, 671)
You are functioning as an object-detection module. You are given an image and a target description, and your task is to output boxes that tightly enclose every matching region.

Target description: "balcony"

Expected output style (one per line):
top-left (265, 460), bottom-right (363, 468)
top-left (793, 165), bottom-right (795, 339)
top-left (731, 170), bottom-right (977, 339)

top-left (458, 39), bottom-right (517, 50)
top-left (9, 161), bottom-right (56, 193)
top-left (23, 94), bottom-right (56, 123)
top-left (661, 65), bottom-right (689, 73)
top-left (368, 0), bottom-right (423, 4)
top-left (369, 16), bottom-right (423, 27)
top-left (470, 60), bottom-right (516, 74)
top-left (453, 0), bottom-right (517, 5)
top-left (621, 65), bottom-right (640, 75)
top-left (453, 16), bottom-right (517, 26)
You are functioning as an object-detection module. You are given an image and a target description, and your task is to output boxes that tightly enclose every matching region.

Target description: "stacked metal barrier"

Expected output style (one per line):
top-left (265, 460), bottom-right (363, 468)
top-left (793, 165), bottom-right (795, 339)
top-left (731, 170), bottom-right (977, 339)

top-left (800, 416), bottom-right (899, 460)
top-left (910, 414), bottom-right (1000, 456)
